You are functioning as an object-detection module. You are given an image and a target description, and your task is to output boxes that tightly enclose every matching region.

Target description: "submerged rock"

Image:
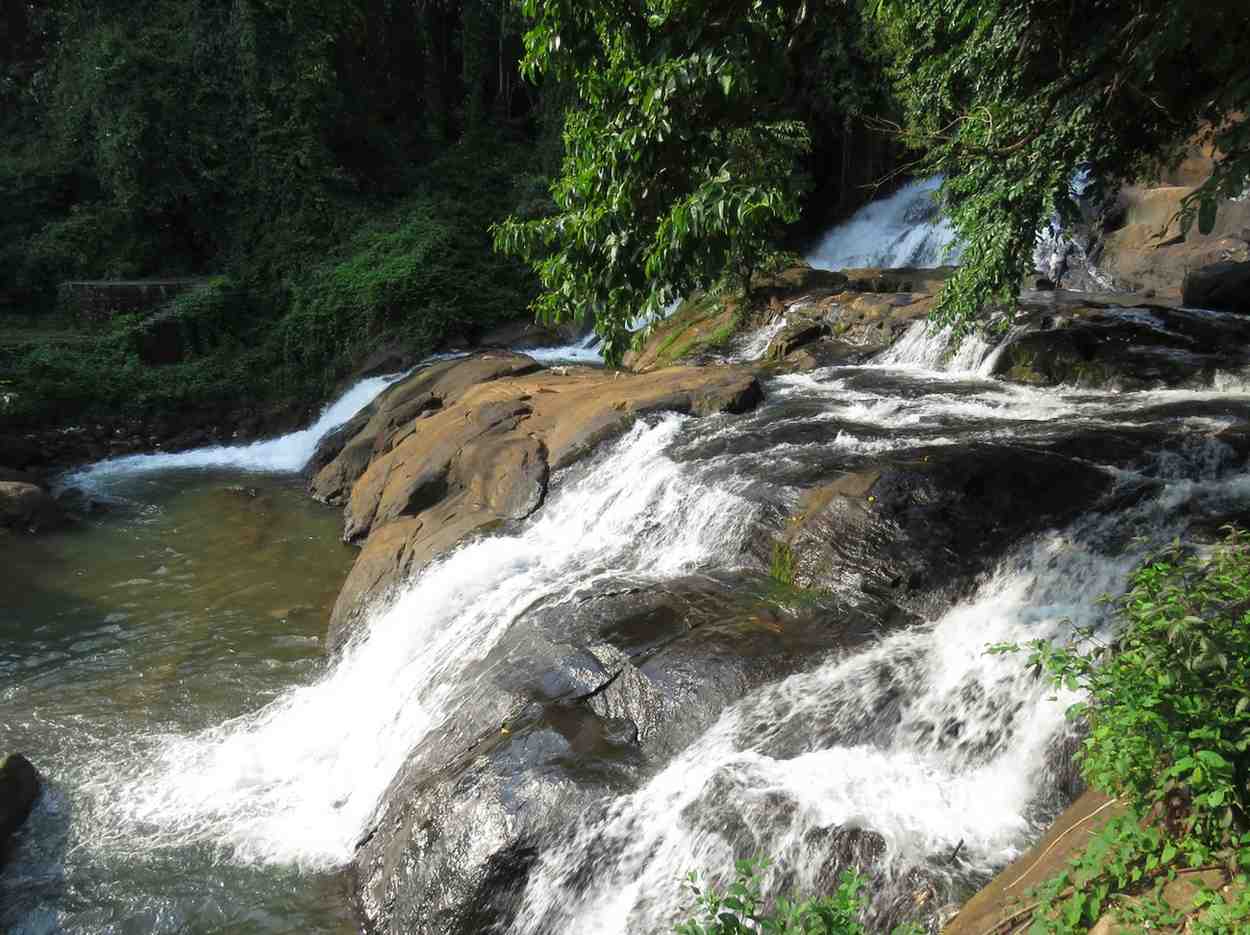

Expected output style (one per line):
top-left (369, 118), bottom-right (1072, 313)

top-left (0, 481), bottom-right (67, 533)
top-left (0, 753), bottom-right (41, 866)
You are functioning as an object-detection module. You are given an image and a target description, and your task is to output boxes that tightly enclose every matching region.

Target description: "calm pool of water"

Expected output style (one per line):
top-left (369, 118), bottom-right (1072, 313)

top-left (1, 470), bottom-right (359, 934)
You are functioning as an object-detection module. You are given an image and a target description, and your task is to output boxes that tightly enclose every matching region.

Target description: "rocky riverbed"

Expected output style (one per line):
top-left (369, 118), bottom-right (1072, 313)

top-left (5, 257), bottom-right (1250, 934)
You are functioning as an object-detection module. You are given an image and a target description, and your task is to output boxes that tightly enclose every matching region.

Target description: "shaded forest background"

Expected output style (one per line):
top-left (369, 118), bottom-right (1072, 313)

top-left (0, 0), bottom-right (896, 428)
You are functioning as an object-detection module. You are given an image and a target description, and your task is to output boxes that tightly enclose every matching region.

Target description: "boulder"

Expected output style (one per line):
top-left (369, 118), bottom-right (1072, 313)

top-left (778, 444), bottom-right (1116, 617)
top-left (624, 293), bottom-right (741, 372)
top-left (0, 481), bottom-right (66, 532)
top-left (350, 574), bottom-right (893, 935)
top-left (992, 300), bottom-right (1250, 389)
top-left (317, 354), bottom-right (766, 648)
top-left (475, 317), bottom-right (589, 350)
top-left (765, 315), bottom-right (831, 361)
top-left (840, 265), bottom-right (956, 295)
top-left (0, 753), bottom-right (41, 865)
top-left (1099, 188), bottom-right (1250, 297)
top-left (1182, 260), bottom-right (1250, 313)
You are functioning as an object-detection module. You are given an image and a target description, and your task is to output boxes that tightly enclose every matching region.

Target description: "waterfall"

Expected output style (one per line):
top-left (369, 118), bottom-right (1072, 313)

top-left (505, 476), bottom-right (1223, 934)
top-left (807, 178), bottom-right (963, 272)
top-left (63, 333), bottom-right (605, 492)
top-left (871, 320), bottom-right (999, 374)
top-left (526, 331), bottom-right (606, 364)
top-left (63, 372), bottom-right (402, 490)
top-left (77, 416), bottom-right (758, 868)
top-left (730, 314), bottom-right (791, 362)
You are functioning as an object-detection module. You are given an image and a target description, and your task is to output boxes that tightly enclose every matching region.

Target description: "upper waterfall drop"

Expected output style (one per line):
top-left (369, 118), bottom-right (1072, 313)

top-left (807, 177), bottom-right (963, 271)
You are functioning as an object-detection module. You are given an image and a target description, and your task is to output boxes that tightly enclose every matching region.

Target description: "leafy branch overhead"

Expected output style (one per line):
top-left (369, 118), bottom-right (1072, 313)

top-left (493, 0), bottom-right (875, 364)
top-left (875, 0), bottom-right (1250, 335)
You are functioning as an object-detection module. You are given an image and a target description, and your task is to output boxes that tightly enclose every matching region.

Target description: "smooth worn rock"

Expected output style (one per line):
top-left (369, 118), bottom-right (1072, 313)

top-left (350, 574), bottom-right (891, 935)
top-left (475, 317), bottom-right (588, 350)
top-left (1183, 260), bottom-right (1250, 313)
top-left (779, 444), bottom-right (1115, 617)
top-left (624, 293), bottom-right (741, 372)
top-left (1, 753), bottom-right (41, 865)
top-left (766, 315), bottom-right (831, 361)
top-left (0, 481), bottom-right (66, 532)
top-left (1093, 182), bottom-right (1250, 297)
top-left (318, 354), bottom-right (765, 648)
top-left (992, 300), bottom-right (1250, 389)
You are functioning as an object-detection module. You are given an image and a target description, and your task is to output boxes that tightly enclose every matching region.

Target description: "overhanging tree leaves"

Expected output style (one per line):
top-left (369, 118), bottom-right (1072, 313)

top-left (876, 0), bottom-right (1250, 336)
top-left (493, 0), bottom-right (823, 363)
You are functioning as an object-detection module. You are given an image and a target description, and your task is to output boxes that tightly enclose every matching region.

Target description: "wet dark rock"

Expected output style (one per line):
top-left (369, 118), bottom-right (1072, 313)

top-left (0, 481), bottom-right (67, 533)
top-left (1182, 260), bottom-right (1250, 313)
top-left (766, 315), bottom-right (831, 361)
top-left (0, 466), bottom-right (39, 485)
top-left (350, 575), bottom-right (893, 934)
top-left (355, 345), bottom-right (416, 378)
top-left (475, 317), bottom-right (586, 350)
top-left (779, 445), bottom-right (1115, 617)
top-left (0, 753), bottom-right (41, 867)
top-left (993, 302), bottom-right (1250, 389)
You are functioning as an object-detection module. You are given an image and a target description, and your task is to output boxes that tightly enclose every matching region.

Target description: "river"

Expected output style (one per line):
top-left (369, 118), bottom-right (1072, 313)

top-left (4, 222), bottom-right (1250, 934)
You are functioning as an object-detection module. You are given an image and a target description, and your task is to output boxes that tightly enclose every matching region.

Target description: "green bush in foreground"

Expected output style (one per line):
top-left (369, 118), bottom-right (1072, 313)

top-left (991, 528), bottom-right (1250, 932)
top-left (675, 859), bottom-right (921, 935)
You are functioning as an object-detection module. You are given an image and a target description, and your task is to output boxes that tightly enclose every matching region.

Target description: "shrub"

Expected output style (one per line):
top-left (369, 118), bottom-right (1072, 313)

top-left (675, 859), bottom-right (922, 935)
top-left (990, 528), bottom-right (1250, 932)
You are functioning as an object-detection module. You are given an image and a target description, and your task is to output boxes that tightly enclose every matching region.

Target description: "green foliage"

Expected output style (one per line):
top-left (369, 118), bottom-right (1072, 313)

top-left (675, 859), bottom-right (922, 935)
top-left (1, 0), bottom-right (546, 429)
top-left (279, 165), bottom-right (537, 388)
top-left (494, 0), bottom-right (894, 364)
top-left (493, 0), bottom-right (809, 363)
top-left (876, 0), bottom-right (1250, 337)
top-left (770, 542), bottom-right (797, 588)
top-left (989, 529), bottom-right (1250, 932)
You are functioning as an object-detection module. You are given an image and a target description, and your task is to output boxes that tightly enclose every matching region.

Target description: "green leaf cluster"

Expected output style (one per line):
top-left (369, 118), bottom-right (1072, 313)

top-left (675, 859), bottom-right (921, 935)
top-left (991, 528), bottom-right (1250, 931)
top-left (493, 0), bottom-right (890, 364)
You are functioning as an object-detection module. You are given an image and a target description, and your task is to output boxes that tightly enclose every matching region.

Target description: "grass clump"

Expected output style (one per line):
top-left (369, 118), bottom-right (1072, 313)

top-left (676, 859), bottom-right (922, 935)
top-left (770, 541), bottom-right (798, 588)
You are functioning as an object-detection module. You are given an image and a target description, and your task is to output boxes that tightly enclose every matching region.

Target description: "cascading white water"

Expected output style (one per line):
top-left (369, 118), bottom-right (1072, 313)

top-left (871, 320), bottom-right (998, 374)
top-left (731, 315), bottom-right (791, 362)
top-left (807, 177), bottom-right (964, 272)
top-left (526, 331), bottom-right (606, 364)
top-left (505, 472), bottom-right (1233, 934)
top-left (63, 372), bottom-right (402, 491)
top-left (78, 416), bottom-right (758, 868)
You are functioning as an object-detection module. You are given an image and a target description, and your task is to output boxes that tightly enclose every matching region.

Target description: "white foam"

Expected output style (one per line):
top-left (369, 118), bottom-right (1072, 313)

top-left (64, 373), bottom-right (401, 491)
top-left (507, 498), bottom-right (1192, 934)
top-left (79, 417), bottom-right (758, 868)
top-left (525, 331), bottom-right (605, 365)
top-left (807, 177), bottom-right (963, 272)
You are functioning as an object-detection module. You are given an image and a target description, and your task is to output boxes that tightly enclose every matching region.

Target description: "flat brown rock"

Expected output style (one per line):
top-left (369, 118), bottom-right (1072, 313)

top-left (316, 354), bottom-right (764, 647)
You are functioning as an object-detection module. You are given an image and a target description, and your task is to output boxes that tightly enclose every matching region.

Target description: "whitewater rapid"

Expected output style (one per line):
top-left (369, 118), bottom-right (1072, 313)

top-left (77, 416), bottom-right (757, 868)
top-left (62, 373), bottom-right (402, 491)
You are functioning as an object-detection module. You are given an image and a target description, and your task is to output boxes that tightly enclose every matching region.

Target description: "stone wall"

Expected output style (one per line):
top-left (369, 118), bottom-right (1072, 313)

top-left (58, 279), bottom-right (210, 324)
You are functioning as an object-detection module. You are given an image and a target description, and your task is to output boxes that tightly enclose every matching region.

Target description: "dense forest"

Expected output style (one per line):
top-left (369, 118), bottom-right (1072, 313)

top-left (1, 0), bottom-right (1247, 422)
top-left (0, 0), bottom-right (894, 428)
